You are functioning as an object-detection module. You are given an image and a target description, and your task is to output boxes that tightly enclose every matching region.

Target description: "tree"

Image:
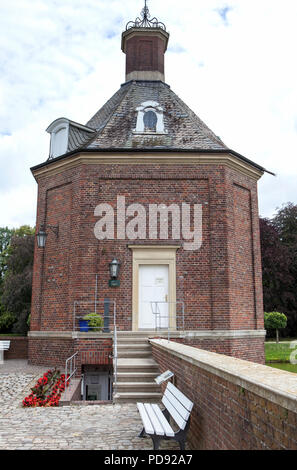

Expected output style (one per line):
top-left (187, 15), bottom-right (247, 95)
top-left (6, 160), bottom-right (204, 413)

top-left (260, 218), bottom-right (293, 314)
top-left (0, 226), bottom-right (35, 334)
top-left (264, 312), bottom-right (287, 343)
top-left (260, 203), bottom-right (297, 337)
top-left (0, 227), bottom-right (13, 286)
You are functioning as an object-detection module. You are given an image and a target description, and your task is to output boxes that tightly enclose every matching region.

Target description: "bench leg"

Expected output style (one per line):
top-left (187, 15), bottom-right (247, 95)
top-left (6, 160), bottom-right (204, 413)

top-left (151, 435), bottom-right (161, 450)
top-left (138, 427), bottom-right (146, 438)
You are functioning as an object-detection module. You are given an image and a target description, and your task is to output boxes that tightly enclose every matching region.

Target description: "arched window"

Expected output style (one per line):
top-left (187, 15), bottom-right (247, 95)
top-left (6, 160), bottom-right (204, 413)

top-left (46, 118), bottom-right (70, 159)
top-left (143, 110), bottom-right (157, 132)
top-left (134, 101), bottom-right (167, 134)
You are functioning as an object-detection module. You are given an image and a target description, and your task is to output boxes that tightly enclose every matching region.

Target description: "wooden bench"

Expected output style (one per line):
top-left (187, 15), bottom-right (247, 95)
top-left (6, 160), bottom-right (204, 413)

top-left (0, 341), bottom-right (10, 362)
top-left (137, 382), bottom-right (194, 450)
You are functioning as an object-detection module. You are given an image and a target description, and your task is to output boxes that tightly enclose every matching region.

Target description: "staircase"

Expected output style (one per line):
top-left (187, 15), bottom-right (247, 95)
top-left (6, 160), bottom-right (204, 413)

top-left (113, 332), bottom-right (162, 403)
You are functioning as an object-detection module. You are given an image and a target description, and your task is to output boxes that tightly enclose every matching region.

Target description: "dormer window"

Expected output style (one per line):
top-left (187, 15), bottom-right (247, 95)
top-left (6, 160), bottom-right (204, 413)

top-left (134, 101), bottom-right (167, 134)
top-left (46, 118), bottom-right (70, 159)
top-left (46, 118), bottom-right (96, 160)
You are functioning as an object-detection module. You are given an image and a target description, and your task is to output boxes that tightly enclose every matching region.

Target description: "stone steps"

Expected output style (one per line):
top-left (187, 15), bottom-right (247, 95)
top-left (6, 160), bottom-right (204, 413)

top-left (115, 381), bottom-right (160, 393)
top-left (113, 335), bottom-right (161, 403)
top-left (116, 372), bottom-right (158, 383)
top-left (113, 392), bottom-right (162, 404)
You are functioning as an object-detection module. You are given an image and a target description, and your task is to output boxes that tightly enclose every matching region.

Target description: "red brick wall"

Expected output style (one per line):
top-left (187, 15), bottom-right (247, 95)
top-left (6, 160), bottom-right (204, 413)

top-left (75, 338), bottom-right (113, 375)
top-left (3, 337), bottom-right (28, 359)
top-left (28, 337), bottom-right (113, 375)
top-left (226, 169), bottom-right (264, 330)
top-left (30, 160), bottom-right (264, 363)
top-left (152, 342), bottom-right (297, 450)
top-left (28, 338), bottom-right (74, 369)
top-left (125, 35), bottom-right (165, 76)
top-left (170, 336), bottom-right (265, 364)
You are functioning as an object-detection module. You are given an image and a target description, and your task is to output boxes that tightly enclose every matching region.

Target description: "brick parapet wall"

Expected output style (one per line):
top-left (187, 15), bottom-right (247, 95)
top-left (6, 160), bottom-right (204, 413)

top-left (28, 337), bottom-right (74, 369)
top-left (170, 336), bottom-right (265, 364)
top-left (151, 339), bottom-right (297, 450)
top-left (74, 338), bottom-right (113, 376)
top-left (28, 336), bottom-right (113, 375)
top-left (2, 337), bottom-right (28, 360)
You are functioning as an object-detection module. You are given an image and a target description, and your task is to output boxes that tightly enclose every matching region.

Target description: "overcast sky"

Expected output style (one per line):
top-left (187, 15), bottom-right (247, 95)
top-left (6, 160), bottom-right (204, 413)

top-left (0, 0), bottom-right (296, 228)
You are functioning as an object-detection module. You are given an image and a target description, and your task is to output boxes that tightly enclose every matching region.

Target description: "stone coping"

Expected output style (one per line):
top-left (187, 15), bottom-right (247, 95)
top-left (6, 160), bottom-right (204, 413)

top-left (28, 331), bottom-right (113, 339)
top-left (28, 329), bottom-right (266, 340)
top-left (150, 339), bottom-right (297, 414)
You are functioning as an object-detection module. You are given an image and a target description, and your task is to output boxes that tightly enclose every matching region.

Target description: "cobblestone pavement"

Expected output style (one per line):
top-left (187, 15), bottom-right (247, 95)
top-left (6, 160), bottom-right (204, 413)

top-left (0, 361), bottom-right (181, 450)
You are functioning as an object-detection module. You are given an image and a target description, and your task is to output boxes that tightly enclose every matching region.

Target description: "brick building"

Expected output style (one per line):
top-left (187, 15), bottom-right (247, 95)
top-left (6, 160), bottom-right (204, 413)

top-left (29, 6), bottom-right (269, 401)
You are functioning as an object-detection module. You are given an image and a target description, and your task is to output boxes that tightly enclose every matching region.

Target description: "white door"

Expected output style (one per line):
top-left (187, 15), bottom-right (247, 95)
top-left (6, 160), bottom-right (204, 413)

top-left (139, 265), bottom-right (169, 330)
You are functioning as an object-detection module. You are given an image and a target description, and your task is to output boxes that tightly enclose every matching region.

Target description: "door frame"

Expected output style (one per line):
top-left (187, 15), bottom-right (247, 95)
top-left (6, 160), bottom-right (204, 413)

top-left (129, 246), bottom-right (179, 331)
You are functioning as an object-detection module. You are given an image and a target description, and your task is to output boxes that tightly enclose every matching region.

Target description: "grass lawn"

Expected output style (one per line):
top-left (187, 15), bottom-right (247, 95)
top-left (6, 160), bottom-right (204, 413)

top-left (265, 341), bottom-right (297, 362)
top-left (0, 333), bottom-right (24, 337)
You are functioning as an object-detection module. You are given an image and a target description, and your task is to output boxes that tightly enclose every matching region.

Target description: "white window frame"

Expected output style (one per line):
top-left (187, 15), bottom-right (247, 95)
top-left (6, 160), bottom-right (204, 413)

top-left (46, 118), bottom-right (70, 159)
top-left (134, 101), bottom-right (167, 135)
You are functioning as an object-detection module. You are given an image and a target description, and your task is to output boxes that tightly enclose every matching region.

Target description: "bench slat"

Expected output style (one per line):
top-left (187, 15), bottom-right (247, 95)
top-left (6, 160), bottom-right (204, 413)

top-left (164, 388), bottom-right (190, 422)
top-left (167, 382), bottom-right (194, 412)
top-left (144, 404), bottom-right (165, 436)
top-left (162, 395), bottom-right (187, 430)
top-left (151, 404), bottom-right (175, 437)
top-left (137, 403), bottom-right (154, 435)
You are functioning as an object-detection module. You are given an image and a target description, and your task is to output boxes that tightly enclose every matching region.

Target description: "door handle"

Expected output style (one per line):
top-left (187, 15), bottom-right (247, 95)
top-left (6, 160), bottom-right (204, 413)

top-left (165, 295), bottom-right (168, 303)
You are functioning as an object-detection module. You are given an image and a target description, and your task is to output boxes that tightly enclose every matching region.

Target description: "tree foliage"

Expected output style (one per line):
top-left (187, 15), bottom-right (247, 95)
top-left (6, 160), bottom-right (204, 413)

top-left (0, 226), bottom-right (35, 334)
top-left (264, 312), bottom-right (287, 342)
top-left (260, 202), bottom-right (297, 338)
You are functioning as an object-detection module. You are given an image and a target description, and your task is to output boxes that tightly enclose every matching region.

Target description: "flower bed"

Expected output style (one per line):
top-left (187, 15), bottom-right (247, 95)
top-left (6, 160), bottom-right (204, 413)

top-left (22, 368), bottom-right (70, 407)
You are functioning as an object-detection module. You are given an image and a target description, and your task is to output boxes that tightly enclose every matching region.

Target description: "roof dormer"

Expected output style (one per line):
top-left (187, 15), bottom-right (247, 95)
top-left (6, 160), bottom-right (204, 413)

top-left (46, 118), bottom-right (96, 159)
top-left (46, 118), bottom-right (69, 159)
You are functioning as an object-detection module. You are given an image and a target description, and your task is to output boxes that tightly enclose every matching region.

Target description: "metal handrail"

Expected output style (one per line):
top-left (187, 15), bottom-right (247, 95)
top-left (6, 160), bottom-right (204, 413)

top-left (65, 351), bottom-right (78, 397)
top-left (73, 300), bottom-right (117, 332)
top-left (113, 325), bottom-right (118, 400)
top-left (150, 301), bottom-right (185, 341)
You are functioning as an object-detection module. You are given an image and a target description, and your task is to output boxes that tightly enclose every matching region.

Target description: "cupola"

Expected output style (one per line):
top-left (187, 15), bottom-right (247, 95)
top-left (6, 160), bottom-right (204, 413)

top-left (121, 1), bottom-right (169, 82)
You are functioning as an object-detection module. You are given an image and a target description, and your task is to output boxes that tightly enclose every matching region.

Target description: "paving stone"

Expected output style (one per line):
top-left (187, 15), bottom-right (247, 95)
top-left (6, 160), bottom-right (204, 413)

top-left (0, 364), bottom-right (183, 450)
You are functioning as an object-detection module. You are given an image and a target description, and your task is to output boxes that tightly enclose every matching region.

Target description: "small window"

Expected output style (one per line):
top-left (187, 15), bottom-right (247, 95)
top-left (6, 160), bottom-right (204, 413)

top-left (134, 101), bottom-right (167, 134)
top-left (144, 110), bottom-right (157, 132)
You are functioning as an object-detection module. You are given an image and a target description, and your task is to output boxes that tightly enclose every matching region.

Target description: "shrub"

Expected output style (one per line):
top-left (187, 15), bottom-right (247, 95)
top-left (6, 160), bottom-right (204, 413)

top-left (83, 313), bottom-right (104, 331)
top-left (264, 312), bottom-right (287, 343)
top-left (0, 311), bottom-right (16, 332)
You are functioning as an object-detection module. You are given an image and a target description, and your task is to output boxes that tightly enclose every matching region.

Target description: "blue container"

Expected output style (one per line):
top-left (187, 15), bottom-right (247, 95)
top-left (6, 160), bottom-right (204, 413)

top-left (79, 320), bottom-right (89, 332)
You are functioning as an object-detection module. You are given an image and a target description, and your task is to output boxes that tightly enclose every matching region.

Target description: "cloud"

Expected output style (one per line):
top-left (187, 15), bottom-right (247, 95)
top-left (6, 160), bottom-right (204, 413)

top-left (0, 0), bottom-right (297, 227)
top-left (216, 6), bottom-right (233, 25)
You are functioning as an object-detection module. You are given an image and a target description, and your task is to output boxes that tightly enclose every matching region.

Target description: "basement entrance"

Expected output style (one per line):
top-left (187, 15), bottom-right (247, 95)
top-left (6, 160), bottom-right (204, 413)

top-left (82, 365), bottom-right (113, 401)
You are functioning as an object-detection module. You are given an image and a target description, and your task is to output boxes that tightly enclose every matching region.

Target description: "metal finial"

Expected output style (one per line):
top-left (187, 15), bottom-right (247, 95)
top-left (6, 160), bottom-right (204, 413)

top-left (126, 0), bottom-right (166, 31)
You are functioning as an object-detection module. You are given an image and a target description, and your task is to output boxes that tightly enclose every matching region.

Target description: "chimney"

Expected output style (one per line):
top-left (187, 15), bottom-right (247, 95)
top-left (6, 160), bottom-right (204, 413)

top-left (121, 2), bottom-right (169, 83)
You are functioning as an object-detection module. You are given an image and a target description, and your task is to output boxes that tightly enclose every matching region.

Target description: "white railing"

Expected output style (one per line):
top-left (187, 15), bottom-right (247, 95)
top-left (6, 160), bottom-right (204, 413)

top-left (65, 351), bottom-right (78, 397)
top-left (150, 301), bottom-right (185, 341)
top-left (113, 325), bottom-right (118, 400)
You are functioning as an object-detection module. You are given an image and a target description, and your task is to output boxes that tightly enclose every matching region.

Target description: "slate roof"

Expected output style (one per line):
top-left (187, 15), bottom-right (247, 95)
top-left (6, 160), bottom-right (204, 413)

top-left (84, 80), bottom-right (227, 151)
top-left (41, 80), bottom-right (271, 175)
top-left (67, 123), bottom-right (96, 153)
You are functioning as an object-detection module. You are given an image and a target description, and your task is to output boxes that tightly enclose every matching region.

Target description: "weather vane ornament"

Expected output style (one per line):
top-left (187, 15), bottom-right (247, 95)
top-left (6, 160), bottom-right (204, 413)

top-left (126, 0), bottom-right (166, 30)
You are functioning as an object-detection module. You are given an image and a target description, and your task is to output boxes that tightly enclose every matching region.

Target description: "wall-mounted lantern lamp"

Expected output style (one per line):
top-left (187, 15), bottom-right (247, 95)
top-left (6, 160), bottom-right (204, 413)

top-left (36, 224), bottom-right (59, 248)
top-left (109, 258), bottom-right (121, 287)
top-left (36, 227), bottom-right (47, 248)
